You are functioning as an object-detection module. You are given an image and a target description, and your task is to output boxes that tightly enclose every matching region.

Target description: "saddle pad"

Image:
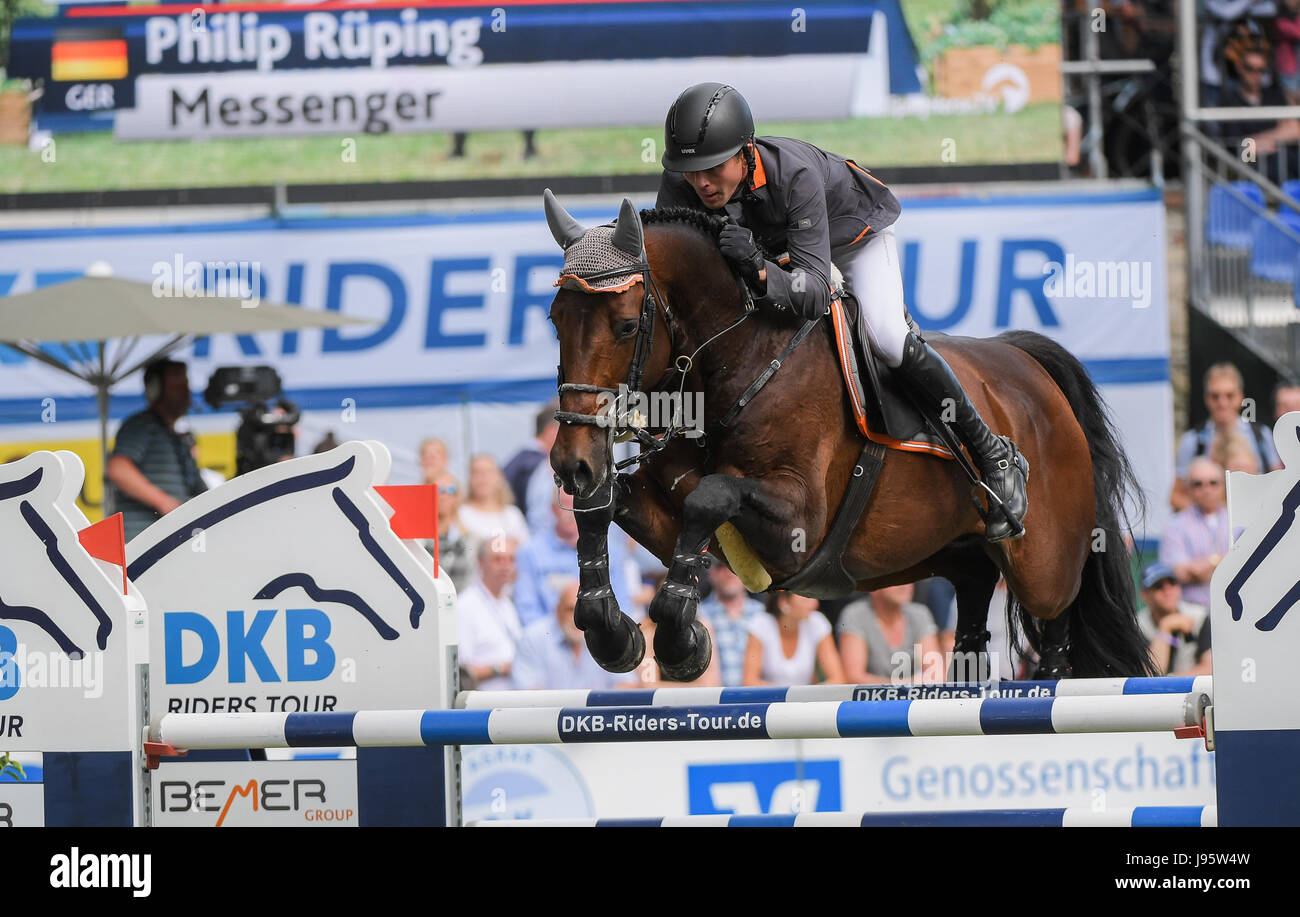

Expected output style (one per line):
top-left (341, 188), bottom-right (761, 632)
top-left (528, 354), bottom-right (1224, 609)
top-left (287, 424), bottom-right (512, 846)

top-left (828, 295), bottom-right (954, 460)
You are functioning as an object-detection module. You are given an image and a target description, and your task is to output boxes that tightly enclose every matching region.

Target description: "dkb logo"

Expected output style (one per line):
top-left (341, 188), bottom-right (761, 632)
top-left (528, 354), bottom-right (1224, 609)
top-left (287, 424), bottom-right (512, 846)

top-left (163, 608), bottom-right (334, 684)
top-left (687, 760), bottom-right (842, 815)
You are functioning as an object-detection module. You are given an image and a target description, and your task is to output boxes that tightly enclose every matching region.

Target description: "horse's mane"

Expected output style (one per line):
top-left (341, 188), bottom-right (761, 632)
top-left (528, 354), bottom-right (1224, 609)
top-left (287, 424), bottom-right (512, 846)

top-left (639, 207), bottom-right (727, 240)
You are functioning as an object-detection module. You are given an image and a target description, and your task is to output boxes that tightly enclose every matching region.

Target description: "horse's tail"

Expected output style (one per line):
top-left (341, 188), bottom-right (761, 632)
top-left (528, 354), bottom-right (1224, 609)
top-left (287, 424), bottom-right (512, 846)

top-left (998, 330), bottom-right (1157, 677)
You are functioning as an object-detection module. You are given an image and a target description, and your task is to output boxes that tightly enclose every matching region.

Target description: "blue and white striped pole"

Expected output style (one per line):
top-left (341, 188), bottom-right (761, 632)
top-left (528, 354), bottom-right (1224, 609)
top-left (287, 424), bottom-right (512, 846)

top-left (469, 806), bottom-right (1219, 828)
top-left (456, 676), bottom-right (1214, 709)
top-left (156, 692), bottom-right (1208, 749)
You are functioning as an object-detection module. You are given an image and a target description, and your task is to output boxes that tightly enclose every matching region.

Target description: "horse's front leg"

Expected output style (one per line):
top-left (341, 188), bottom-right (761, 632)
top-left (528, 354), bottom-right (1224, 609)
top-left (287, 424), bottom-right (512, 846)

top-left (648, 473), bottom-right (762, 681)
top-left (573, 479), bottom-right (645, 673)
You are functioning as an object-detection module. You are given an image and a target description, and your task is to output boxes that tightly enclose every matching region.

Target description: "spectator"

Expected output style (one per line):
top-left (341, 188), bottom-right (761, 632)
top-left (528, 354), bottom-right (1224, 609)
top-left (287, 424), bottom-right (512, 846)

top-left (419, 437), bottom-right (450, 486)
top-left (456, 538), bottom-right (522, 691)
top-left (511, 579), bottom-right (627, 690)
top-left (512, 486), bottom-right (636, 627)
top-left (911, 577), bottom-right (957, 656)
top-left (502, 402), bottom-right (558, 522)
top-left (1274, 380), bottom-right (1300, 419)
top-left (1216, 22), bottom-right (1300, 181)
top-left (313, 432), bottom-right (339, 454)
top-left (1212, 429), bottom-right (1263, 473)
top-left (1137, 562), bottom-right (1209, 675)
top-left (837, 584), bottom-right (943, 684)
top-left (459, 453), bottom-right (530, 546)
top-left (696, 563), bottom-right (765, 686)
top-left (106, 359), bottom-right (207, 542)
top-left (432, 471), bottom-right (475, 592)
top-left (1201, 2), bottom-right (1277, 107)
top-left (1171, 363), bottom-right (1280, 509)
top-left (1160, 456), bottom-right (1231, 609)
top-left (742, 593), bottom-right (844, 686)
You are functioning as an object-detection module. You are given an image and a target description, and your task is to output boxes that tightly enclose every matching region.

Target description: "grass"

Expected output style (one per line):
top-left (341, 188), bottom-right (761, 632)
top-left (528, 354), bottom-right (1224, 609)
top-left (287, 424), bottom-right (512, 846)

top-left (0, 104), bottom-right (1062, 194)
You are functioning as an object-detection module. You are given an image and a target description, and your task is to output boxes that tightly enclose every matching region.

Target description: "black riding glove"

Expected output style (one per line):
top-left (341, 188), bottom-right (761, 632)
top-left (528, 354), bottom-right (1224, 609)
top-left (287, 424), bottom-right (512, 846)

top-left (718, 222), bottom-right (766, 290)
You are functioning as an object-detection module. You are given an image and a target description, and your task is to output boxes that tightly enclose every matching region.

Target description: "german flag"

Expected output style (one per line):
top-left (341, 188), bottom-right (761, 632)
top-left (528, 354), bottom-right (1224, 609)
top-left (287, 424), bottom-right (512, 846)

top-left (51, 28), bottom-right (127, 83)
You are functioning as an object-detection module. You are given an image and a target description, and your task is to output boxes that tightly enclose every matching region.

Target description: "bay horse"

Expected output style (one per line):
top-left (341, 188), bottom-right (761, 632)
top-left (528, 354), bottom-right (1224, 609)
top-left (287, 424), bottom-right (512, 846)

top-left (544, 192), bottom-right (1155, 682)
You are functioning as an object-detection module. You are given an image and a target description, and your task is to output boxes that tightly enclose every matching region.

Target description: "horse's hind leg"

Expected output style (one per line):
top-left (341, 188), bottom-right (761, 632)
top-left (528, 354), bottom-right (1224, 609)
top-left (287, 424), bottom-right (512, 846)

top-left (572, 480), bottom-right (645, 674)
top-left (1033, 613), bottom-right (1073, 679)
top-left (648, 473), bottom-right (759, 681)
top-left (943, 552), bottom-right (1001, 682)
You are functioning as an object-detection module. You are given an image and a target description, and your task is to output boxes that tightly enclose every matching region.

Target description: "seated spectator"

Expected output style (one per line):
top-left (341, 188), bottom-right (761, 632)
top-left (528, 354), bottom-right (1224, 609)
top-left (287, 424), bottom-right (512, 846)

top-left (1274, 380), bottom-right (1300, 420)
top-left (1138, 562), bottom-right (1209, 675)
top-left (1171, 363), bottom-right (1280, 510)
top-left (504, 402), bottom-right (558, 512)
top-left (837, 584), bottom-right (943, 684)
top-left (911, 577), bottom-right (957, 656)
top-left (419, 437), bottom-right (450, 486)
top-left (511, 580), bottom-right (628, 690)
top-left (432, 472), bottom-right (475, 592)
top-left (456, 538), bottom-right (522, 691)
top-left (459, 453), bottom-right (530, 546)
top-left (742, 593), bottom-right (844, 686)
top-left (1190, 615), bottom-right (1214, 676)
top-left (512, 486), bottom-right (635, 627)
top-left (1160, 457), bottom-right (1231, 609)
top-left (1217, 23), bottom-right (1300, 181)
top-left (696, 563), bottom-right (765, 686)
top-left (1212, 429), bottom-right (1263, 473)
top-left (1201, 4), bottom-right (1278, 107)
top-left (624, 615), bottom-right (721, 688)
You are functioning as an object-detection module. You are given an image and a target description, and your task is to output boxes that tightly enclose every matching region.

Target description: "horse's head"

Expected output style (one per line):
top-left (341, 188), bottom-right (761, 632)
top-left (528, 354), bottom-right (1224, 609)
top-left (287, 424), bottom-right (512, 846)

top-left (544, 191), bottom-right (680, 499)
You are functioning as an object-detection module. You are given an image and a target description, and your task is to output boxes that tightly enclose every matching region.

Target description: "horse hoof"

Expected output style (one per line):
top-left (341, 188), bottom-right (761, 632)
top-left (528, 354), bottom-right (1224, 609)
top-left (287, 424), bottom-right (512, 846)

top-left (656, 621), bottom-right (712, 683)
top-left (585, 614), bottom-right (646, 674)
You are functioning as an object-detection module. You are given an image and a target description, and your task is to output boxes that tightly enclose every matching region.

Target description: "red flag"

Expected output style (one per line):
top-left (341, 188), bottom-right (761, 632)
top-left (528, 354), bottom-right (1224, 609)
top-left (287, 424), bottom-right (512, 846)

top-left (375, 484), bottom-right (438, 572)
top-left (79, 512), bottom-right (127, 595)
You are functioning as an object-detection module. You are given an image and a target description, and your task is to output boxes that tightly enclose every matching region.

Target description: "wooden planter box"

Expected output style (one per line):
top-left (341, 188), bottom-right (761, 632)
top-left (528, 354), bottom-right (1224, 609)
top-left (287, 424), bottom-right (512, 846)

top-left (0, 89), bottom-right (32, 145)
top-left (934, 43), bottom-right (1062, 104)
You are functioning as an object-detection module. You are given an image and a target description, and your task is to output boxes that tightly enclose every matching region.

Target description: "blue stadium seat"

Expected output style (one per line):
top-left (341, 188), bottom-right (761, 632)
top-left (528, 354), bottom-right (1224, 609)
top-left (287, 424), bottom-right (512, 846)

top-left (1282, 180), bottom-right (1300, 214)
top-left (1207, 182), bottom-right (1265, 249)
top-left (1250, 211), bottom-right (1300, 283)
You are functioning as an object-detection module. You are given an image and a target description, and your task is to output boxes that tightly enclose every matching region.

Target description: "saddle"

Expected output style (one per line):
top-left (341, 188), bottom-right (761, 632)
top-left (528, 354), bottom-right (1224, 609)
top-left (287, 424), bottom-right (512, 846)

top-left (827, 272), bottom-right (953, 459)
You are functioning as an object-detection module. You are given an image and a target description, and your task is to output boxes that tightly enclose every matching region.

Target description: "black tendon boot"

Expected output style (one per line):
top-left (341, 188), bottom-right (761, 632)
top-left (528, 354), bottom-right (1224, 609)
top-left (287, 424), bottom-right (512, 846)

top-left (897, 332), bottom-right (1028, 541)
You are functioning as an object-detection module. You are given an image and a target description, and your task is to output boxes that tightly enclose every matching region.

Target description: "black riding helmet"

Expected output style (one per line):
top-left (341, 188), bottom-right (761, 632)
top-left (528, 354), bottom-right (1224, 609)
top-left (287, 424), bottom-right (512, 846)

top-left (661, 82), bottom-right (755, 172)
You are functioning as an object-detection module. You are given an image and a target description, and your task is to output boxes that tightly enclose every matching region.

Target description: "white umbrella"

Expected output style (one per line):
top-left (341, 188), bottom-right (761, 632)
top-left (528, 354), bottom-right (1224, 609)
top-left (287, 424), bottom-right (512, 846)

top-left (0, 270), bottom-right (375, 493)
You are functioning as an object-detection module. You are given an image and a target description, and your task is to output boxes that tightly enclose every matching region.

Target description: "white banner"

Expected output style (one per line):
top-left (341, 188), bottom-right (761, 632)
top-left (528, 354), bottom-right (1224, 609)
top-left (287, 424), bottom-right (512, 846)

top-left (0, 187), bottom-right (1173, 532)
top-left (115, 53), bottom-right (888, 139)
top-left (464, 732), bottom-right (1215, 820)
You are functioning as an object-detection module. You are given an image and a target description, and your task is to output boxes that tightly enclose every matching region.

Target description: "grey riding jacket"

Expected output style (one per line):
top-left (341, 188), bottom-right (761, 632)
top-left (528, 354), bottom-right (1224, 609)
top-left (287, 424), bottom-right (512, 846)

top-left (656, 135), bottom-right (902, 320)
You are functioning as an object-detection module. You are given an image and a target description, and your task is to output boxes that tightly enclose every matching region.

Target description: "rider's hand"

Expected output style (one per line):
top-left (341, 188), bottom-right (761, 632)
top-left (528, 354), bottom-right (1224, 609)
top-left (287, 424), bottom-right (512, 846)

top-left (718, 222), bottom-right (766, 287)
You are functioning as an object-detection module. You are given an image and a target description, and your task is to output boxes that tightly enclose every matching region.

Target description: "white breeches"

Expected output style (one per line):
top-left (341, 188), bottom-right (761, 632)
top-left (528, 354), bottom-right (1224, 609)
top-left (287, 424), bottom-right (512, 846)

top-left (839, 222), bottom-right (910, 368)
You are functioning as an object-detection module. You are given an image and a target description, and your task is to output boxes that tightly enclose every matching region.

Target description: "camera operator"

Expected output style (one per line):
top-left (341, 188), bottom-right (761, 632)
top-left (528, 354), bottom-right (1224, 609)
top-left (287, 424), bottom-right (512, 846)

top-left (107, 359), bottom-right (207, 541)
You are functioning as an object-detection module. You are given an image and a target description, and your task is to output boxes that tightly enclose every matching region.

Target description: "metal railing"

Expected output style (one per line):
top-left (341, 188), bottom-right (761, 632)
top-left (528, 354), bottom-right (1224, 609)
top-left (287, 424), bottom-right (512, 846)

top-left (1183, 123), bottom-right (1300, 370)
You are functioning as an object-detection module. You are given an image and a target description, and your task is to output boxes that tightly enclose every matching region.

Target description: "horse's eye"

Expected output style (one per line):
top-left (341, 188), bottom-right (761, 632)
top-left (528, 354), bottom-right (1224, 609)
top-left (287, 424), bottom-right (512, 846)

top-left (616, 319), bottom-right (639, 339)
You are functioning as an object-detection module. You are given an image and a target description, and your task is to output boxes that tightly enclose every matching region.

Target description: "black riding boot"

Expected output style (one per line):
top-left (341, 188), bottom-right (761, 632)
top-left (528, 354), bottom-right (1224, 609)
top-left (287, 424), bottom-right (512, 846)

top-left (897, 332), bottom-right (1028, 542)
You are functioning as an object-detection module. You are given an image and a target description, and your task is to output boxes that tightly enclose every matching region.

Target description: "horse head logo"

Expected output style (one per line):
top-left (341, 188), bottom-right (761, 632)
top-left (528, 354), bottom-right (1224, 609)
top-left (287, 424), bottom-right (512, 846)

top-left (0, 452), bottom-right (129, 662)
top-left (127, 441), bottom-right (450, 716)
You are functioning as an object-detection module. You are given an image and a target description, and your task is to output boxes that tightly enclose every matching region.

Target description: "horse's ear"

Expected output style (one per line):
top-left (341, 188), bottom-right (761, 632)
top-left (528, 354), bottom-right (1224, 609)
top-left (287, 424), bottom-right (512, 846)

top-left (610, 198), bottom-right (644, 256)
top-left (543, 188), bottom-right (586, 250)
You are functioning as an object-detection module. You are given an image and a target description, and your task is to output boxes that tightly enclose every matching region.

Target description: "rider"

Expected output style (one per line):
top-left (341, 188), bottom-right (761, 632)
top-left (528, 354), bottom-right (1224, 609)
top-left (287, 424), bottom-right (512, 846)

top-left (655, 82), bottom-right (1028, 542)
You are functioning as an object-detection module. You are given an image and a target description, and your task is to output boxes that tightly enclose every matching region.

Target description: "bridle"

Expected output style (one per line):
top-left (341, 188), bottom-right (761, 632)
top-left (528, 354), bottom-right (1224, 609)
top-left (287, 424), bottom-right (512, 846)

top-left (553, 246), bottom-right (754, 481)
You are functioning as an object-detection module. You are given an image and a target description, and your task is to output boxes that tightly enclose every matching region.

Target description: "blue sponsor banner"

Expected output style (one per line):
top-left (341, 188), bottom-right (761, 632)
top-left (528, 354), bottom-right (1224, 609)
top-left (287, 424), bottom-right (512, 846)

top-left (11, 1), bottom-right (918, 85)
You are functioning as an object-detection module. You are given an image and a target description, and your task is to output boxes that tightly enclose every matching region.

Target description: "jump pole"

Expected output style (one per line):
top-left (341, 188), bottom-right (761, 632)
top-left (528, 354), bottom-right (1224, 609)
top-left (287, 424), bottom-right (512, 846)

top-left (155, 692), bottom-right (1208, 750)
